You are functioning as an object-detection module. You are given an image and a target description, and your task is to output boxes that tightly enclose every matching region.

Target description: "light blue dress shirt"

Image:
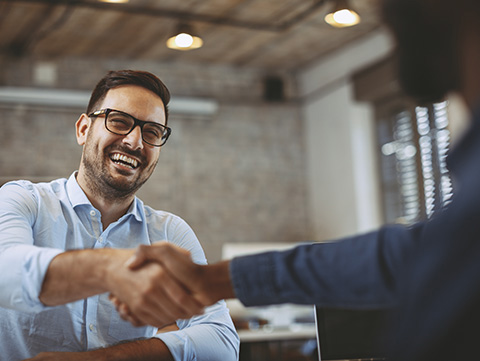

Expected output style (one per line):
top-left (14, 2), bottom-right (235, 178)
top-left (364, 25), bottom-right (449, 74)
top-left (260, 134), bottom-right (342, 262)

top-left (0, 173), bottom-right (239, 361)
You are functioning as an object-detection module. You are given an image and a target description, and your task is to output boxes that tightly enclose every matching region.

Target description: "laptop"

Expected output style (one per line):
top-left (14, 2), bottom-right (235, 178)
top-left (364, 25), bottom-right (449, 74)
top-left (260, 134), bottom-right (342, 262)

top-left (314, 306), bottom-right (390, 360)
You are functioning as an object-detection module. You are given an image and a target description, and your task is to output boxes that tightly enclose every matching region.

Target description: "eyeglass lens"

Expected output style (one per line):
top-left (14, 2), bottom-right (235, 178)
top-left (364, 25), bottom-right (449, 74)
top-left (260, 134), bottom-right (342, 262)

top-left (106, 110), bottom-right (167, 146)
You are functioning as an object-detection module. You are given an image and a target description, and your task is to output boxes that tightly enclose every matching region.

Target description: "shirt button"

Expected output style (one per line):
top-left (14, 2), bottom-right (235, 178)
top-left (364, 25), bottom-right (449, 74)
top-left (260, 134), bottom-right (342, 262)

top-left (98, 237), bottom-right (103, 243)
top-left (90, 210), bottom-right (96, 216)
top-left (89, 324), bottom-right (95, 332)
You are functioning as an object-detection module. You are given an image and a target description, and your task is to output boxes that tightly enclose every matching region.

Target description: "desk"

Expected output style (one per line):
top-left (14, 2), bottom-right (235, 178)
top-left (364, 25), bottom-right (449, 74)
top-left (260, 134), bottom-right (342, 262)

top-left (238, 324), bottom-right (317, 342)
top-left (238, 324), bottom-right (317, 361)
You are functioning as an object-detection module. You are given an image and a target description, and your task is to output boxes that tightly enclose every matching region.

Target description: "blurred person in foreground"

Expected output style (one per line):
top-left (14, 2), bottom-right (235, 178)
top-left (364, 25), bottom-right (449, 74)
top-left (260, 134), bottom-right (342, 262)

top-left (0, 70), bottom-right (238, 361)
top-left (115, 0), bottom-right (480, 360)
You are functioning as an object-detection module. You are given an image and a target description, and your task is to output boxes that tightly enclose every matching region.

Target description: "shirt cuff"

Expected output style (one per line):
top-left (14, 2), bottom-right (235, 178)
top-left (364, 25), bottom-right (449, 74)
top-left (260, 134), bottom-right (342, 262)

top-left (154, 330), bottom-right (192, 361)
top-left (21, 246), bottom-right (64, 312)
top-left (230, 252), bottom-right (278, 307)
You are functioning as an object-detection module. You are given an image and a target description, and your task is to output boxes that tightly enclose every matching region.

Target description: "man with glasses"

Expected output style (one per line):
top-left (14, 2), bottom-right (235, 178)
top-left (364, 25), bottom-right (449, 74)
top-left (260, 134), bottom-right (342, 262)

top-left (0, 70), bottom-right (238, 361)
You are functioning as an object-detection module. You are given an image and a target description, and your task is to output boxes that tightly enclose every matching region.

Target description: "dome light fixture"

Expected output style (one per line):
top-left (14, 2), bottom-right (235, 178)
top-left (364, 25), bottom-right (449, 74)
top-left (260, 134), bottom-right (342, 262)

top-left (98, 0), bottom-right (129, 3)
top-left (166, 24), bottom-right (203, 51)
top-left (324, 0), bottom-right (361, 28)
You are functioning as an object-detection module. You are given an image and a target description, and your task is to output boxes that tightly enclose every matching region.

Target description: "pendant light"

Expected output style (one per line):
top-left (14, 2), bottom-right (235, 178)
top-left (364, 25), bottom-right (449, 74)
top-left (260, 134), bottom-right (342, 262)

top-left (166, 23), bottom-right (203, 51)
top-left (324, 0), bottom-right (361, 28)
top-left (98, 0), bottom-right (129, 3)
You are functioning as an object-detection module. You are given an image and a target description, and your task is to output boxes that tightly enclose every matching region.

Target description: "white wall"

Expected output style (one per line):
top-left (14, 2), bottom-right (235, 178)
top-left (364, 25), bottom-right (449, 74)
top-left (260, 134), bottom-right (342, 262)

top-left (298, 29), bottom-right (394, 241)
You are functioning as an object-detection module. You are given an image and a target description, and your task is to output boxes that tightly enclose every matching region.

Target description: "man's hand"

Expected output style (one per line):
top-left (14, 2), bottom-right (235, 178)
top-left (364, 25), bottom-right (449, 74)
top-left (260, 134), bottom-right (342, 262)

top-left (39, 248), bottom-right (204, 329)
top-left (104, 252), bottom-right (205, 328)
top-left (129, 243), bottom-right (235, 305)
top-left (111, 242), bottom-right (236, 326)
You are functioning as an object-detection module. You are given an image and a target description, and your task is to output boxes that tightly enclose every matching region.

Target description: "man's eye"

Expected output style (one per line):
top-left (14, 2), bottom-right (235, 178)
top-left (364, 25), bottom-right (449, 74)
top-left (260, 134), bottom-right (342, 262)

top-left (110, 117), bottom-right (128, 124)
top-left (109, 117), bottom-right (132, 128)
top-left (144, 126), bottom-right (162, 137)
top-left (149, 129), bottom-right (160, 136)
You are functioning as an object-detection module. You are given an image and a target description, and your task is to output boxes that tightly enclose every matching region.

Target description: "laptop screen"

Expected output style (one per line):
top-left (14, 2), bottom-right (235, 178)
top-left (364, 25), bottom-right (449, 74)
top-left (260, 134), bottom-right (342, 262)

top-left (315, 307), bottom-right (390, 360)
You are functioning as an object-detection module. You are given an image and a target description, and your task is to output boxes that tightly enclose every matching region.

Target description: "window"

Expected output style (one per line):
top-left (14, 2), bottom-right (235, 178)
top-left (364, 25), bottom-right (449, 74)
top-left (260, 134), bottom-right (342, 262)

top-left (353, 55), bottom-right (454, 225)
top-left (376, 100), bottom-right (453, 224)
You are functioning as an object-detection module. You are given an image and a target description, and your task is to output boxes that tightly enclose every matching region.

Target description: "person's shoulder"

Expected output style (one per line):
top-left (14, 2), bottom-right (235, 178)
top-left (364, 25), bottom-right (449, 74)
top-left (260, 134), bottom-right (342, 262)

top-left (140, 204), bottom-right (198, 244)
top-left (2, 177), bottom-right (66, 189)
top-left (1, 177), bottom-right (67, 200)
top-left (0, 180), bottom-right (35, 205)
top-left (37, 178), bottom-right (68, 194)
top-left (0, 178), bottom-right (67, 215)
top-left (2, 179), bottom-right (34, 190)
top-left (142, 204), bottom-right (187, 225)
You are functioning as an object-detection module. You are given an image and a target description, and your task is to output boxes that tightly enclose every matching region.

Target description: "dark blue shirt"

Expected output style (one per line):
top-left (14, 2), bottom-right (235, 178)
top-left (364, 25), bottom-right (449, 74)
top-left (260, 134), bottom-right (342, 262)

top-left (230, 106), bottom-right (480, 360)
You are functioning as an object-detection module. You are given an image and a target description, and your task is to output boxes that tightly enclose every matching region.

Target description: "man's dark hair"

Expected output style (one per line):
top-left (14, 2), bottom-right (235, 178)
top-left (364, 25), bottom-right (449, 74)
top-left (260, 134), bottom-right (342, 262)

top-left (87, 70), bottom-right (171, 124)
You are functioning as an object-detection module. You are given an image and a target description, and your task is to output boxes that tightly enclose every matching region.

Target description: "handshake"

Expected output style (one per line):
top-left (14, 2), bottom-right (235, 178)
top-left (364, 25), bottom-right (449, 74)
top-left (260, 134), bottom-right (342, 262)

top-left (108, 243), bottom-right (236, 328)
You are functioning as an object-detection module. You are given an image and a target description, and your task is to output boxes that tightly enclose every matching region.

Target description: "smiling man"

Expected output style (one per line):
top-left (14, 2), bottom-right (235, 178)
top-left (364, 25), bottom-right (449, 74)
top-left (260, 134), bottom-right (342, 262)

top-left (0, 70), bottom-right (239, 361)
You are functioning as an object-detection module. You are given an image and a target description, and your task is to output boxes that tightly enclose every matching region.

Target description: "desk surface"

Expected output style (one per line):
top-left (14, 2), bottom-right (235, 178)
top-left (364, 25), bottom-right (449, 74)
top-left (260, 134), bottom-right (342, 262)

top-left (237, 324), bottom-right (317, 343)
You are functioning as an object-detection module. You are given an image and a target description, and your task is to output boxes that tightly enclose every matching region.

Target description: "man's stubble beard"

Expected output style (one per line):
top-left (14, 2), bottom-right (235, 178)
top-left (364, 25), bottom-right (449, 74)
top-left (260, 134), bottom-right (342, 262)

top-left (81, 135), bottom-right (158, 203)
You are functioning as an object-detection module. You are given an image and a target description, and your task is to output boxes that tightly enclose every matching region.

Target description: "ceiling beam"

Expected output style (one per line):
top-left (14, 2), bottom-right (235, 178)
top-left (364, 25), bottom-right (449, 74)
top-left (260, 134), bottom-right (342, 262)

top-left (3, 0), bottom-right (327, 32)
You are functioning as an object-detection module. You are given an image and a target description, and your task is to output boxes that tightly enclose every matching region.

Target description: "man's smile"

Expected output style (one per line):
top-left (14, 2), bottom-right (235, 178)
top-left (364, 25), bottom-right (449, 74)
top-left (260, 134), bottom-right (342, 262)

top-left (110, 152), bottom-right (140, 170)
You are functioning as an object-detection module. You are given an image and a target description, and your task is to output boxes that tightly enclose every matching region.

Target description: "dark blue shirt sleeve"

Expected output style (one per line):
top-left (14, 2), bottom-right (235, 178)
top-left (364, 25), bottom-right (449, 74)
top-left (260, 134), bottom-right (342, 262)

top-left (230, 223), bottom-right (424, 308)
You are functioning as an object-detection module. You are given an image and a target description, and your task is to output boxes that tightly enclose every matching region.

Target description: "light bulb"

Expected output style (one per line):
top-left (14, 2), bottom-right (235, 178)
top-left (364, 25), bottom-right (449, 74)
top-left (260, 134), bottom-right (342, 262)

top-left (175, 33), bottom-right (194, 48)
top-left (166, 25), bottom-right (203, 51)
top-left (333, 9), bottom-right (357, 25)
top-left (324, 3), bottom-right (361, 28)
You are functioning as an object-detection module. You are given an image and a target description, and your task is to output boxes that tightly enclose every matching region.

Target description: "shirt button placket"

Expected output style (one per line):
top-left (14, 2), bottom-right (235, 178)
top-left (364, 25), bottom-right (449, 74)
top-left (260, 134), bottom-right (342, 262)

top-left (85, 297), bottom-right (100, 349)
top-left (89, 209), bottom-right (102, 240)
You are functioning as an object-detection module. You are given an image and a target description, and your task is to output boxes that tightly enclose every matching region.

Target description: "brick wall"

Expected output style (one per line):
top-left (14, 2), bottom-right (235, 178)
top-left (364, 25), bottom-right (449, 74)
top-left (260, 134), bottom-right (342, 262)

top-left (0, 56), bottom-right (310, 262)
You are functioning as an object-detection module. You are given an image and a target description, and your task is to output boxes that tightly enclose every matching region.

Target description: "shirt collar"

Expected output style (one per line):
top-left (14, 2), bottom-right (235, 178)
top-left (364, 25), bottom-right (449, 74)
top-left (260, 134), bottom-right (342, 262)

top-left (66, 172), bottom-right (91, 208)
top-left (66, 171), bottom-right (143, 222)
top-left (127, 197), bottom-right (143, 222)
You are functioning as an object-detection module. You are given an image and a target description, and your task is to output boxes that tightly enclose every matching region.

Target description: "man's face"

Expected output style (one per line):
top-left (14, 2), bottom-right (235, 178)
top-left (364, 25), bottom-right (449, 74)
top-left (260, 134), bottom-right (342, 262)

top-left (383, 0), bottom-right (460, 103)
top-left (79, 85), bottom-right (166, 201)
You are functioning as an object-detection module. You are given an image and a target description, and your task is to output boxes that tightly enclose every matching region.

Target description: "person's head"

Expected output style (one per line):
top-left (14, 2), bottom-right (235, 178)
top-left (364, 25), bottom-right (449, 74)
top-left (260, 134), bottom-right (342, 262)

top-left (86, 70), bottom-right (171, 125)
top-left (382, 0), bottom-right (480, 105)
top-left (76, 70), bottom-right (171, 202)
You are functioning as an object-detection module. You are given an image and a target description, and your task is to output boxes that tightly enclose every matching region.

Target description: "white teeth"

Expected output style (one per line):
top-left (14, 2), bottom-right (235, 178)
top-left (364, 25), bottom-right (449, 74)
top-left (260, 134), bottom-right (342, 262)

top-left (111, 153), bottom-right (138, 168)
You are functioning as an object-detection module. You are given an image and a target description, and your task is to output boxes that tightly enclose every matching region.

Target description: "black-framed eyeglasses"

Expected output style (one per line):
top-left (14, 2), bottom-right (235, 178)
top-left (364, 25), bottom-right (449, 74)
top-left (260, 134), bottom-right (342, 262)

top-left (88, 108), bottom-right (171, 147)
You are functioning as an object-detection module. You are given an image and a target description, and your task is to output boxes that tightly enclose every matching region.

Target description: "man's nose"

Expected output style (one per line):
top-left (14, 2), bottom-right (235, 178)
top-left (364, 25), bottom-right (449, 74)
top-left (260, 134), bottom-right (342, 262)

top-left (122, 125), bottom-right (144, 150)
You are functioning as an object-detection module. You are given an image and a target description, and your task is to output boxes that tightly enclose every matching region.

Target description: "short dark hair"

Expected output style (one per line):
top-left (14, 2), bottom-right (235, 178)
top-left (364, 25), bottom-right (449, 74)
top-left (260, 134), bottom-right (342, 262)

top-left (87, 70), bottom-right (171, 124)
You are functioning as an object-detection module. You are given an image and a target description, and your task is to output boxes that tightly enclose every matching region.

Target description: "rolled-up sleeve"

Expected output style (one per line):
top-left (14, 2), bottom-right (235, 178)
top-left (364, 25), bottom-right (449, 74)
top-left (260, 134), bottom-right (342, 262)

top-left (155, 301), bottom-right (239, 361)
top-left (0, 183), bottom-right (62, 312)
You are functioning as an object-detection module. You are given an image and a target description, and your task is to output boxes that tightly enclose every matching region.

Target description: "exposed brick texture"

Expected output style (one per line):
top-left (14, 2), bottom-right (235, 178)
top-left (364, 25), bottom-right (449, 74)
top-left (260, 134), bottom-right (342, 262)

top-left (0, 57), bottom-right (310, 262)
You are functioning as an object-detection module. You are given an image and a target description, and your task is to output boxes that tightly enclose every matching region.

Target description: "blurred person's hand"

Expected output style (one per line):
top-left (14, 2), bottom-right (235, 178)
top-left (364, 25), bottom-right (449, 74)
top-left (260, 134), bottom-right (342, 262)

top-left (110, 242), bottom-right (235, 326)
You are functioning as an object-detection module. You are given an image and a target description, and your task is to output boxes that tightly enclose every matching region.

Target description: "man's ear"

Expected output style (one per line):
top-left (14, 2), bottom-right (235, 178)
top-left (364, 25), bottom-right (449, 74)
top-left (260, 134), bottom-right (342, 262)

top-left (76, 114), bottom-right (91, 146)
